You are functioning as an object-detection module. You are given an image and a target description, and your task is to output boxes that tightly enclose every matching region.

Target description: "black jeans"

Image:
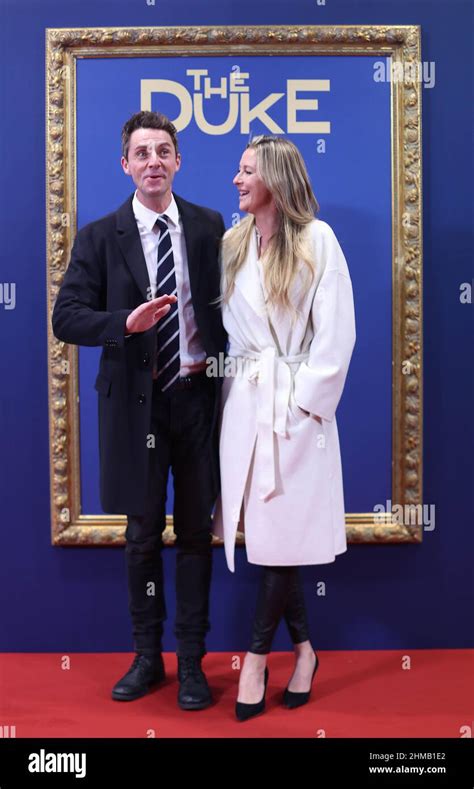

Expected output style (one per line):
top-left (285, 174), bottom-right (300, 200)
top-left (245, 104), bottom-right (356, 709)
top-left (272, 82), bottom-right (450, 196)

top-left (249, 566), bottom-right (310, 654)
top-left (125, 375), bottom-right (216, 659)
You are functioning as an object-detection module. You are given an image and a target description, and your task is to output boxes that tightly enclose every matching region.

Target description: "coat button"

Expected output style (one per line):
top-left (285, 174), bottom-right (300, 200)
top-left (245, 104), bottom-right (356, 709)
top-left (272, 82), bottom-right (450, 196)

top-left (138, 393), bottom-right (146, 405)
top-left (142, 353), bottom-right (150, 367)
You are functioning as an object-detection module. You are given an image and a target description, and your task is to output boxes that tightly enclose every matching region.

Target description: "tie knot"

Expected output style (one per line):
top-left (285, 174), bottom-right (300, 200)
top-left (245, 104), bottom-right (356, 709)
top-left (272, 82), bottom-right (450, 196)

top-left (155, 215), bottom-right (168, 234)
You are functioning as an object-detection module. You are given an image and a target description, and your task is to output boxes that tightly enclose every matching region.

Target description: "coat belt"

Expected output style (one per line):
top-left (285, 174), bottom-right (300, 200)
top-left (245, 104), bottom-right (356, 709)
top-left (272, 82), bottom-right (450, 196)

top-left (228, 346), bottom-right (310, 502)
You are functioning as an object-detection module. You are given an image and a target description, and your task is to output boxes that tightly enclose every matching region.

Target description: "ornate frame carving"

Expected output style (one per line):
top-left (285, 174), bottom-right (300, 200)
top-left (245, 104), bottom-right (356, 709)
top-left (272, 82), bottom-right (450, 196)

top-left (46, 25), bottom-right (423, 546)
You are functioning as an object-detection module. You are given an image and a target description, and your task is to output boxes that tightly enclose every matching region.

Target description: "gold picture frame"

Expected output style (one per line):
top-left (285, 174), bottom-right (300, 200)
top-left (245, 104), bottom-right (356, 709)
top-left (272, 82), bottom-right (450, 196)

top-left (46, 25), bottom-right (423, 546)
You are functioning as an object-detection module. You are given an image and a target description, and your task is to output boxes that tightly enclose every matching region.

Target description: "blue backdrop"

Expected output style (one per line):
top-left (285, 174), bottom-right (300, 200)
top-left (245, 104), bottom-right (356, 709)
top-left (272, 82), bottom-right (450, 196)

top-left (76, 54), bottom-right (391, 515)
top-left (0, 0), bottom-right (472, 654)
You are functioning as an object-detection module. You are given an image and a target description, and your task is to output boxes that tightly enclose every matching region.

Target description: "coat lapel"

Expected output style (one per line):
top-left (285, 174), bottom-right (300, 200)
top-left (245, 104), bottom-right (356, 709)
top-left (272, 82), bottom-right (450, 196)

top-left (233, 231), bottom-right (270, 327)
top-left (235, 229), bottom-right (274, 345)
top-left (115, 192), bottom-right (204, 304)
top-left (115, 196), bottom-right (150, 301)
top-left (174, 194), bottom-right (202, 301)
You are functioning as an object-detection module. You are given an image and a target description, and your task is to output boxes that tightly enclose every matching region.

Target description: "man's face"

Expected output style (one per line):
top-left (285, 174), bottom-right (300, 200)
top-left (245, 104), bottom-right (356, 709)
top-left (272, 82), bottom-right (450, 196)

top-left (121, 128), bottom-right (181, 208)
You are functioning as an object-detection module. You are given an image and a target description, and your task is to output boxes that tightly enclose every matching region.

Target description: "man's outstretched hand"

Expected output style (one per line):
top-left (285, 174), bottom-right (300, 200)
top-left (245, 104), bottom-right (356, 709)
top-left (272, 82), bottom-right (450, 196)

top-left (125, 295), bottom-right (177, 334)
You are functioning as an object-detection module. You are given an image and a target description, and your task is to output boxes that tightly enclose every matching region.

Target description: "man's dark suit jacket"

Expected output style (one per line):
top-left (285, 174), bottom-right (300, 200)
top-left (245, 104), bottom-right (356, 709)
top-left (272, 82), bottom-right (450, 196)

top-left (52, 193), bottom-right (227, 515)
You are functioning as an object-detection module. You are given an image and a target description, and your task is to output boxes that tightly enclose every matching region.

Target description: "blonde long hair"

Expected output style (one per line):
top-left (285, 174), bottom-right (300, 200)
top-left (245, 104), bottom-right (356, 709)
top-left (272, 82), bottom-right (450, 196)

top-left (222, 136), bottom-right (319, 311)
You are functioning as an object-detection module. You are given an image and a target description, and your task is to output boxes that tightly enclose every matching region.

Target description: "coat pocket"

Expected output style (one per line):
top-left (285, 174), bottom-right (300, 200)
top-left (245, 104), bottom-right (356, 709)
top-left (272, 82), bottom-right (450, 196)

top-left (288, 388), bottom-right (311, 425)
top-left (94, 373), bottom-right (112, 397)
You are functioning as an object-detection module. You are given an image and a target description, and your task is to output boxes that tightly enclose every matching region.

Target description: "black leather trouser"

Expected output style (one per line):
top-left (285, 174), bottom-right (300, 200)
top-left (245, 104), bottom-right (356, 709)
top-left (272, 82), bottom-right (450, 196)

top-left (249, 566), bottom-right (311, 654)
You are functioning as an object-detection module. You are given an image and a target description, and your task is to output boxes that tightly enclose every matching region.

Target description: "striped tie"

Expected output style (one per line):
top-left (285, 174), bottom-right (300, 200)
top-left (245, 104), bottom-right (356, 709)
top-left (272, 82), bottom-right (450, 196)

top-left (154, 216), bottom-right (180, 392)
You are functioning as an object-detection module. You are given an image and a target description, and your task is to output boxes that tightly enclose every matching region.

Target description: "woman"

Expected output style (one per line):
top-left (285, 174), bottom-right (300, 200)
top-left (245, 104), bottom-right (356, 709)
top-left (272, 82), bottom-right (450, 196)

top-left (214, 136), bottom-right (356, 721)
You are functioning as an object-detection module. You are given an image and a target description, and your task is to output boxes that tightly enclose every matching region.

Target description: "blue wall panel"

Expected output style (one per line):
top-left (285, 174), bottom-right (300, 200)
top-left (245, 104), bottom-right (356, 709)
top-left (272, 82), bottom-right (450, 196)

top-left (0, 0), bottom-right (472, 652)
top-left (75, 54), bottom-right (391, 515)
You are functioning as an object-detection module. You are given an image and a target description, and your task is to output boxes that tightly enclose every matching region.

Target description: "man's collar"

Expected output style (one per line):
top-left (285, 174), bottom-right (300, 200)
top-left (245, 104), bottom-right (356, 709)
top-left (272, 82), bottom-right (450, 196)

top-left (132, 191), bottom-right (180, 231)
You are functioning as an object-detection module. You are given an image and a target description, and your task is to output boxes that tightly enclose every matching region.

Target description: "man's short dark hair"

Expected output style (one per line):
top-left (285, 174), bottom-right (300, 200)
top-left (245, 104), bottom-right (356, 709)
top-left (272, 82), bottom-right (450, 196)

top-left (121, 111), bottom-right (179, 158)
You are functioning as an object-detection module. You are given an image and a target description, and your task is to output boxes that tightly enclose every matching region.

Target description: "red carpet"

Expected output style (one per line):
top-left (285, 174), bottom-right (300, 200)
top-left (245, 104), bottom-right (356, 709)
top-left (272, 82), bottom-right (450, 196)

top-left (0, 650), bottom-right (472, 738)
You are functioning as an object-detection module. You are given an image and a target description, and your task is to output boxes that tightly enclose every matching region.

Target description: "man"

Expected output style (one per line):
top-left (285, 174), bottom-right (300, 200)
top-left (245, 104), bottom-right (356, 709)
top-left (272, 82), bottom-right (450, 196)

top-left (52, 111), bottom-right (226, 710)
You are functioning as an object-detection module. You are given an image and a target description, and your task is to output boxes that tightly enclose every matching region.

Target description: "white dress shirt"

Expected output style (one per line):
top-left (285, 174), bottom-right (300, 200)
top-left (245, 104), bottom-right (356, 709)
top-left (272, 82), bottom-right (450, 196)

top-left (132, 191), bottom-right (207, 376)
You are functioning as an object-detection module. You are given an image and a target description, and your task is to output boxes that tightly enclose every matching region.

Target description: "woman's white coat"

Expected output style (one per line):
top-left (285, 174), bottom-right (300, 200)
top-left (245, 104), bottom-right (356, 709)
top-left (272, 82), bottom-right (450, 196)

top-left (213, 219), bottom-right (356, 571)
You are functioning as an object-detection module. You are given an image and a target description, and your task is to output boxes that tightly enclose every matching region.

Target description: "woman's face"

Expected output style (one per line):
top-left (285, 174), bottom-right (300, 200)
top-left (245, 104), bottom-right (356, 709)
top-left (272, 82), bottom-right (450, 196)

top-left (233, 148), bottom-right (274, 216)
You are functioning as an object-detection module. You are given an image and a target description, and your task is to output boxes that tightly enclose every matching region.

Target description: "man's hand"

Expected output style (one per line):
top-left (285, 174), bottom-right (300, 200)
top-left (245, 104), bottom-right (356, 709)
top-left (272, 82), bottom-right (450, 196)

top-left (125, 295), bottom-right (177, 334)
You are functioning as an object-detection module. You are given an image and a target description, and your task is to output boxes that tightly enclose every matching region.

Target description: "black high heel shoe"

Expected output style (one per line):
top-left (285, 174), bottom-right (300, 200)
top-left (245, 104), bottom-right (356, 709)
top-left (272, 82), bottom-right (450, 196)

top-left (282, 653), bottom-right (319, 709)
top-left (235, 667), bottom-right (269, 722)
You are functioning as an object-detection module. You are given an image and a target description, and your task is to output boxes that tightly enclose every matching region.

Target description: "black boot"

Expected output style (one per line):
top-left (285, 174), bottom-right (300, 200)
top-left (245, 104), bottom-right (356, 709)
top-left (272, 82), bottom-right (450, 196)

top-left (177, 656), bottom-right (212, 710)
top-left (111, 654), bottom-right (165, 701)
